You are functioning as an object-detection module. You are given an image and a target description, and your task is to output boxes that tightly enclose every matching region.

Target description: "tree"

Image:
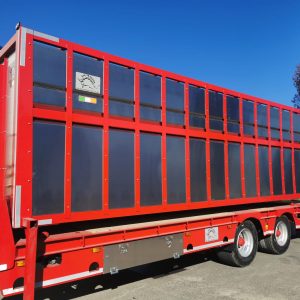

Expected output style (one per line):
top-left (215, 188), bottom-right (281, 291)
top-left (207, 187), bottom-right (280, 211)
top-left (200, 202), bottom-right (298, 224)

top-left (292, 65), bottom-right (300, 108)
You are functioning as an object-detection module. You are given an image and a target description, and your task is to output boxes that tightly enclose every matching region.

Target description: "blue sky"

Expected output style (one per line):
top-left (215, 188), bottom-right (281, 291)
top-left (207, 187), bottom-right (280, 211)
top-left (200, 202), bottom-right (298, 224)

top-left (1, 0), bottom-right (299, 106)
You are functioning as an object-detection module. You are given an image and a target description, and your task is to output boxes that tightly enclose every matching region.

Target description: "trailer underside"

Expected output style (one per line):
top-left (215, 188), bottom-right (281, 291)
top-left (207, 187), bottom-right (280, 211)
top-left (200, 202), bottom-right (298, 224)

top-left (0, 202), bottom-right (299, 298)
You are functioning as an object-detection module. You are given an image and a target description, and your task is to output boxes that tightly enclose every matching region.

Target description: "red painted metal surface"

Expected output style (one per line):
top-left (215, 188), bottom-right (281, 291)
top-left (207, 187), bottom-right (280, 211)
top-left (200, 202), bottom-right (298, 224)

top-left (4, 26), bottom-right (300, 226)
top-left (0, 55), bottom-right (16, 271)
top-left (1, 27), bottom-right (300, 298)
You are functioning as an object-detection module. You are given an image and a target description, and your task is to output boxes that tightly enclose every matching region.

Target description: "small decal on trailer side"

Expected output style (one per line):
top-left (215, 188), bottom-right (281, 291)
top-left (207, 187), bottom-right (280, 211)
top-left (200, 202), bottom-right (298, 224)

top-left (205, 227), bottom-right (219, 242)
top-left (75, 72), bottom-right (101, 94)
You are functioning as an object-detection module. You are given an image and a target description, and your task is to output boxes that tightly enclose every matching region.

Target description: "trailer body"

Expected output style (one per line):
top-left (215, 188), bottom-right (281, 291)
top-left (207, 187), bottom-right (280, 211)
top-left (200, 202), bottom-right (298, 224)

top-left (0, 27), bottom-right (300, 299)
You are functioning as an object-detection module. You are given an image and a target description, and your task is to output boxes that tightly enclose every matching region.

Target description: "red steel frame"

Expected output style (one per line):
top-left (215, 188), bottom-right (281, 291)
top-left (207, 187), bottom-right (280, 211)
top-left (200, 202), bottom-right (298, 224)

top-left (11, 27), bottom-right (300, 225)
top-left (1, 27), bottom-right (300, 299)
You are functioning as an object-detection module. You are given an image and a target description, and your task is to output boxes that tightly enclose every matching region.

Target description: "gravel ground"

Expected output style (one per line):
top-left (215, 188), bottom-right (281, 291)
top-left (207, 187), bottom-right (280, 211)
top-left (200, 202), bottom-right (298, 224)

top-left (7, 231), bottom-right (300, 300)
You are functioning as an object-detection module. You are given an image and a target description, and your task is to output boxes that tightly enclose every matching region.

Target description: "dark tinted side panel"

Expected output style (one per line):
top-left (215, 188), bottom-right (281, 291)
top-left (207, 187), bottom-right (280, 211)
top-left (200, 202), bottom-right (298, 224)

top-left (257, 104), bottom-right (268, 138)
top-left (167, 135), bottom-right (186, 203)
top-left (140, 72), bottom-right (161, 122)
top-left (228, 143), bottom-right (242, 198)
top-left (189, 85), bottom-right (205, 128)
top-left (271, 147), bottom-right (282, 195)
top-left (293, 113), bottom-right (300, 142)
top-left (166, 79), bottom-right (184, 125)
top-left (294, 149), bottom-right (300, 193)
top-left (270, 107), bottom-right (280, 140)
top-left (282, 110), bottom-right (291, 141)
top-left (33, 121), bottom-right (65, 215)
top-left (284, 148), bottom-right (293, 194)
top-left (109, 129), bottom-right (134, 208)
top-left (33, 41), bottom-right (66, 107)
top-left (73, 53), bottom-right (103, 113)
top-left (259, 146), bottom-right (270, 196)
top-left (109, 63), bottom-right (134, 118)
top-left (140, 133), bottom-right (162, 206)
top-left (209, 91), bottom-right (223, 131)
top-left (243, 100), bottom-right (254, 136)
top-left (244, 144), bottom-right (257, 197)
top-left (210, 141), bottom-right (225, 200)
top-left (190, 138), bottom-right (207, 202)
top-left (227, 96), bottom-right (239, 134)
top-left (72, 125), bottom-right (102, 212)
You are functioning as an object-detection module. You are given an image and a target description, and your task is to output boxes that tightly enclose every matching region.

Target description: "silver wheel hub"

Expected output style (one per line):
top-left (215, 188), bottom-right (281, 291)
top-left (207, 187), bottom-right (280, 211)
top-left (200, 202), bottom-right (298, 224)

top-left (275, 221), bottom-right (288, 247)
top-left (237, 228), bottom-right (254, 258)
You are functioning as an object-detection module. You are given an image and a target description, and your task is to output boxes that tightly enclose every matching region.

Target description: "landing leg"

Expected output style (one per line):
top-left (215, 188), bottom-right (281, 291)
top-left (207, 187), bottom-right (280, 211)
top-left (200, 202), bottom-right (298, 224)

top-left (23, 219), bottom-right (38, 300)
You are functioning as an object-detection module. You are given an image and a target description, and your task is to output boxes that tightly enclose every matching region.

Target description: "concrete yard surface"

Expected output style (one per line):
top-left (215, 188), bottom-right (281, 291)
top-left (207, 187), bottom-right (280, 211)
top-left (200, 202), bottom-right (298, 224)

top-left (6, 232), bottom-right (300, 300)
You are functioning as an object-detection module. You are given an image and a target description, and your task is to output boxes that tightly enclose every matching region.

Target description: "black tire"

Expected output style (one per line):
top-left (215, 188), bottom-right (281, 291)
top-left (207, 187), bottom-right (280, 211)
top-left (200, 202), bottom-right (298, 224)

top-left (258, 216), bottom-right (291, 255)
top-left (216, 220), bottom-right (258, 267)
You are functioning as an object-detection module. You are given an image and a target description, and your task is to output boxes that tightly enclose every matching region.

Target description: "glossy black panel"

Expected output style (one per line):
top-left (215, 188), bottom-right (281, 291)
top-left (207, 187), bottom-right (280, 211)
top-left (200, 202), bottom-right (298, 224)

top-left (282, 110), bottom-right (290, 129)
top-left (167, 136), bottom-right (186, 203)
top-left (227, 122), bottom-right (239, 134)
top-left (166, 79), bottom-right (184, 110)
top-left (294, 149), bottom-right (300, 193)
top-left (243, 124), bottom-right (255, 136)
top-left (33, 42), bottom-right (66, 106)
top-left (209, 91), bottom-right (223, 131)
top-left (33, 121), bottom-right (65, 215)
top-left (271, 107), bottom-right (280, 140)
top-left (109, 63), bottom-right (134, 101)
top-left (243, 100), bottom-right (254, 124)
top-left (210, 141), bottom-right (225, 200)
top-left (109, 101), bottom-right (134, 118)
top-left (209, 91), bottom-right (223, 117)
top-left (140, 72), bottom-right (161, 106)
top-left (244, 144), bottom-right (257, 197)
top-left (210, 119), bottom-right (223, 131)
top-left (257, 104), bottom-right (268, 138)
top-left (190, 138), bottom-right (207, 202)
top-left (140, 133), bottom-right (162, 206)
top-left (72, 125), bottom-right (102, 212)
top-left (109, 129), bottom-right (134, 208)
top-left (140, 106), bottom-right (161, 122)
top-left (282, 110), bottom-right (290, 141)
top-left (166, 111), bottom-right (184, 125)
top-left (73, 53), bottom-right (103, 113)
top-left (293, 113), bottom-right (300, 142)
top-left (258, 127), bottom-right (268, 138)
top-left (189, 85), bottom-right (205, 114)
top-left (228, 143), bottom-right (242, 199)
top-left (227, 96), bottom-right (239, 122)
top-left (34, 85), bottom-right (66, 107)
top-left (284, 148), bottom-right (293, 194)
top-left (259, 146), bottom-right (270, 196)
top-left (257, 104), bottom-right (267, 125)
top-left (227, 96), bottom-right (240, 134)
top-left (34, 41), bottom-right (66, 87)
top-left (190, 114), bottom-right (205, 128)
top-left (271, 147), bottom-right (282, 195)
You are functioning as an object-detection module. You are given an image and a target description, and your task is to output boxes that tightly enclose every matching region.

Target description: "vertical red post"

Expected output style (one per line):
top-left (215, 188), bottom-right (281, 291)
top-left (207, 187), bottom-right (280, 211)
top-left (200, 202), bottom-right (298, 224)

top-left (161, 75), bottom-right (167, 207)
top-left (223, 94), bottom-right (230, 200)
top-left (291, 112), bottom-right (296, 193)
top-left (205, 88), bottom-right (211, 202)
top-left (267, 105), bottom-right (274, 195)
top-left (184, 82), bottom-right (191, 204)
top-left (254, 101), bottom-right (261, 197)
top-left (103, 59), bottom-right (110, 213)
top-left (23, 219), bottom-right (38, 300)
top-left (239, 97), bottom-right (246, 197)
top-left (65, 47), bottom-right (73, 218)
top-left (134, 66), bottom-right (140, 210)
top-left (279, 109), bottom-right (286, 194)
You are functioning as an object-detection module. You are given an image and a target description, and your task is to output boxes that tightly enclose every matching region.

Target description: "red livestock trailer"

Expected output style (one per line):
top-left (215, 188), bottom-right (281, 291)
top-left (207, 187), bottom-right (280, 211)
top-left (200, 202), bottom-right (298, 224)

top-left (0, 26), bottom-right (300, 299)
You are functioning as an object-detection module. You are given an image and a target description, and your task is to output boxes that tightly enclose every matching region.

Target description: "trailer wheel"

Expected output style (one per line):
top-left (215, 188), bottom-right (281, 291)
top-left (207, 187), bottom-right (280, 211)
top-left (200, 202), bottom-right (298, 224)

top-left (216, 220), bottom-right (258, 267)
top-left (259, 216), bottom-right (291, 255)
